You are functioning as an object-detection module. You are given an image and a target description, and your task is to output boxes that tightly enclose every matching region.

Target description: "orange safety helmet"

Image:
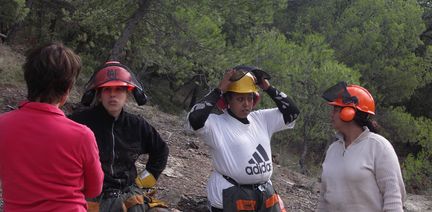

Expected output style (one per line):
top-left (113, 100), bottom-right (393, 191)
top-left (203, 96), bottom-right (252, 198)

top-left (322, 82), bottom-right (375, 122)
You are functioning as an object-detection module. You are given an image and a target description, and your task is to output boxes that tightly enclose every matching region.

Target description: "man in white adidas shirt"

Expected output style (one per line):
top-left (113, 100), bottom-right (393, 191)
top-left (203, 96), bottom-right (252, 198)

top-left (187, 66), bottom-right (300, 211)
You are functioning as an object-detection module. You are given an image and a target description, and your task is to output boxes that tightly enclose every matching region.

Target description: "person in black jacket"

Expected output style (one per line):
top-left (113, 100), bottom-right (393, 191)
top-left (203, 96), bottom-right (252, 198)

top-left (69, 61), bottom-right (169, 212)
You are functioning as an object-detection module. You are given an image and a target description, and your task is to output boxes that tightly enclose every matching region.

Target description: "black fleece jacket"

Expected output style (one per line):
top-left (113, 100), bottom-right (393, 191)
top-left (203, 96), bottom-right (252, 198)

top-left (69, 104), bottom-right (168, 191)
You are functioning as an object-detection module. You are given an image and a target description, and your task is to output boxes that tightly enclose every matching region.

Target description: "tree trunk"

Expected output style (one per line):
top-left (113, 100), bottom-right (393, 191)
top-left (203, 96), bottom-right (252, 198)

top-left (188, 86), bottom-right (198, 109)
top-left (299, 118), bottom-right (309, 175)
top-left (110, 0), bottom-right (151, 61)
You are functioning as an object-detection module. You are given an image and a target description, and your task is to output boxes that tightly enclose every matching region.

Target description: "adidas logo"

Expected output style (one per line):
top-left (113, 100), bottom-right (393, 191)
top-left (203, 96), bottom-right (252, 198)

top-left (245, 144), bottom-right (272, 175)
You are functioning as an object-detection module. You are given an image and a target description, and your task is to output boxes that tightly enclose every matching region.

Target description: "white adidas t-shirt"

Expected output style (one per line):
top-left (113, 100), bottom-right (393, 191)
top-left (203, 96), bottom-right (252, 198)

top-left (193, 108), bottom-right (295, 208)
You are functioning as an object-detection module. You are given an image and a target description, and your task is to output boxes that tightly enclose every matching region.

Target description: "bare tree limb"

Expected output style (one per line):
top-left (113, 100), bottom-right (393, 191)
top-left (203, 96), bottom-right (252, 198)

top-left (110, 0), bottom-right (152, 61)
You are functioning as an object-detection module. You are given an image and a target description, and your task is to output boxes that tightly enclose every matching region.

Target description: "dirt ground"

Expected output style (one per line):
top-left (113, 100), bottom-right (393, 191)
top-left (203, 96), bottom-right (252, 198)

top-left (0, 43), bottom-right (431, 211)
top-left (1, 85), bottom-right (431, 211)
top-left (0, 83), bottom-right (320, 211)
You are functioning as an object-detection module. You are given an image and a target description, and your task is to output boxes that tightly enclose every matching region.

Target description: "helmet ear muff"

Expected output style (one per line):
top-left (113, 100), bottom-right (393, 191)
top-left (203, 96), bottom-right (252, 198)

top-left (253, 92), bottom-right (260, 107)
top-left (216, 97), bottom-right (227, 110)
top-left (340, 107), bottom-right (356, 122)
top-left (80, 89), bottom-right (96, 106)
top-left (133, 87), bottom-right (148, 106)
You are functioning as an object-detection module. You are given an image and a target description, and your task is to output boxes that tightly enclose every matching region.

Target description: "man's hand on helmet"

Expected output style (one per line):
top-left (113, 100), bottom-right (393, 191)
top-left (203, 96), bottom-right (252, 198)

top-left (218, 69), bottom-right (235, 93)
top-left (250, 68), bottom-right (271, 89)
top-left (258, 79), bottom-right (271, 90)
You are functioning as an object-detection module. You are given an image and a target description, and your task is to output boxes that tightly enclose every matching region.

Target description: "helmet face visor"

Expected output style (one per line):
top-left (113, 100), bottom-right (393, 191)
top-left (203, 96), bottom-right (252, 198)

top-left (322, 81), bottom-right (358, 105)
top-left (229, 69), bottom-right (248, 81)
top-left (230, 65), bottom-right (271, 83)
top-left (98, 80), bottom-right (134, 90)
top-left (85, 65), bottom-right (142, 91)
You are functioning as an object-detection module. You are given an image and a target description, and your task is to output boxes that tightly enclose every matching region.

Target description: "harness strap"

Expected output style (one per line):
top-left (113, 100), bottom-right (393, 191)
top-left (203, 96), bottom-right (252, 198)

top-left (236, 199), bottom-right (257, 211)
top-left (222, 175), bottom-right (239, 185)
top-left (86, 201), bottom-right (100, 212)
top-left (123, 194), bottom-right (168, 209)
top-left (223, 175), bottom-right (284, 212)
top-left (265, 194), bottom-right (279, 208)
top-left (124, 195), bottom-right (145, 209)
top-left (222, 175), bottom-right (265, 189)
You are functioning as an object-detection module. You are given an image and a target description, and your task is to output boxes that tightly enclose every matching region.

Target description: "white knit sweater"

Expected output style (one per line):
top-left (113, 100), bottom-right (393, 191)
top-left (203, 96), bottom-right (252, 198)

top-left (318, 128), bottom-right (406, 212)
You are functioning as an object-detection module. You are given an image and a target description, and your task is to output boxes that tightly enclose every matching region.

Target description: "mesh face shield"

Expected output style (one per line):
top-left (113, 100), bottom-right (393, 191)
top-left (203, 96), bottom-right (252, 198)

top-left (230, 65), bottom-right (271, 85)
top-left (322, 81), bottom-right (358, 105)
top-left (85, 65), bottom-right (141, 91)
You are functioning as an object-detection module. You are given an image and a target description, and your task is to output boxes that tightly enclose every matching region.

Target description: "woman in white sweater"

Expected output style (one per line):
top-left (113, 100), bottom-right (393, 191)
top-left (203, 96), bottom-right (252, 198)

top-left (318, 82), bottom-right (406, 212)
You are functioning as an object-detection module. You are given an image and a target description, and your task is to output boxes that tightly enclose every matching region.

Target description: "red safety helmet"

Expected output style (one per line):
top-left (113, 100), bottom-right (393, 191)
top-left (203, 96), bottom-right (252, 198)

top-left (91, 61), bottom-right (137, 90)
top-left (322, 82), bottom-right (375, 122)
top-left (81, 61), bottom-right (147, 106)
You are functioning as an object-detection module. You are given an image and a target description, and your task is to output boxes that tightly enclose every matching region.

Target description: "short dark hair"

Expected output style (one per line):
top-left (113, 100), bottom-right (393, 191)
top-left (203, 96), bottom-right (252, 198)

top-left (24, 42), bottom-right (81, 103)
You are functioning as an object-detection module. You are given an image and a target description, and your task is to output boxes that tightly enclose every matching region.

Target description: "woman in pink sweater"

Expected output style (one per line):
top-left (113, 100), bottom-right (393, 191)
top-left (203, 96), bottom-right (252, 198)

top-left (318, 82), bottom-right (406, 212)
top-left (0, 43), bottom-right (104, 211)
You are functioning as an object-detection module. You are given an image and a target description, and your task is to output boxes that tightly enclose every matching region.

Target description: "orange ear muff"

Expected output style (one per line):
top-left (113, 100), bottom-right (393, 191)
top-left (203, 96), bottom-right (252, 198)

top-left (340, 107), bottom-right (356, 122)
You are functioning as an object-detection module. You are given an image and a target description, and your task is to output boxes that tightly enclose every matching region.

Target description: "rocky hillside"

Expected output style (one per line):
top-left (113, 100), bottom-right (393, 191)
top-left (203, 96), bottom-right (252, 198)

top-left (0, 43), bottom-right (320, 211)
top-left (0, 87), bottom-right (321, 211)
top-left (125, 103), bottom-right (321, 211)
top-left (0, 43), bottom-right (431, 211)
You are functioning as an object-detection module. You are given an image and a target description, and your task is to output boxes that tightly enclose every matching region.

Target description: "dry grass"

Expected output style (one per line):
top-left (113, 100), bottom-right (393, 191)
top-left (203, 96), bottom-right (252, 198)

top-left (0, 44), bottom-right (25, 86)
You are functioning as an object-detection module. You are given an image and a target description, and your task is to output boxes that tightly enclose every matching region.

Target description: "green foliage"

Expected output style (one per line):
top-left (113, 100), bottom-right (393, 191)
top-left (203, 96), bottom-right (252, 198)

top-left (3, 0), bottom-right (432, 193)
top-left (276, 34), bottom-right (360, 169)
top-left (406, 82), bottom-right (432, 118)
top-left (210, 0), bottom-right (288, 46)
top-left (379, 107), bottom-right (422, 145)
top-left (126, 1), bottom-right (231, 87)
top-left (334, 0), bottom-right (427, 105)
top-left (290, 0), bottom-right (428, 105)
top-left (418, 0), bottom-right (432, 47)
top-left (378, 107), bottom-right (432, 192)
top-left (68, 0), bottom-right (136, 60)
top-left (401, 117), bottom-right (432, 193)
top-left (0, 0), bottom-right (28, 28)
top-left (276, 0), bottom-right (432, 179)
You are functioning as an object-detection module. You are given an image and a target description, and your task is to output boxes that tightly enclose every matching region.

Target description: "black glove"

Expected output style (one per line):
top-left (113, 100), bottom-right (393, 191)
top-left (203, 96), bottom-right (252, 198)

top-left (233, 65), bottom-right (271, 85)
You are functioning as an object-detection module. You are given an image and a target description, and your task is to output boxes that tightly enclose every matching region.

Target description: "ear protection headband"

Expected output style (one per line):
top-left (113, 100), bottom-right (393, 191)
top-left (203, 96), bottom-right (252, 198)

top-left (80, 62), bottom-right (147, 106)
